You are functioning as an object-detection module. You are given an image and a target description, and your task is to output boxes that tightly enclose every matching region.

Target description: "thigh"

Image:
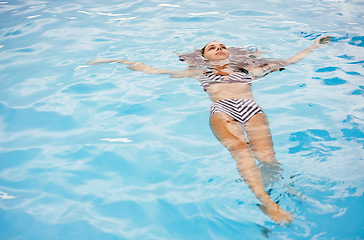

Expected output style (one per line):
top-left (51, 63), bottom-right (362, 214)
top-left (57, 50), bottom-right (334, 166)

top-left (244, 112), bottom-right (277, 163)
top-left (209, 112), bottom-right (249, 151)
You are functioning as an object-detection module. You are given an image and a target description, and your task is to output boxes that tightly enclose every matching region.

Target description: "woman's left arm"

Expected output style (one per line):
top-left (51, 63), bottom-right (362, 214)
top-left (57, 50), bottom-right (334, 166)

top-left (248, 36), bottom-right (331, 77)
top-left (281, 36), bottom-right (331, 66)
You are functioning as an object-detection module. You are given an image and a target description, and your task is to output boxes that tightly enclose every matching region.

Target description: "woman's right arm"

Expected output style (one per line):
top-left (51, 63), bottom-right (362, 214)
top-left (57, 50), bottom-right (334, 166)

top-left (86, 59), bottom-right (202, 79)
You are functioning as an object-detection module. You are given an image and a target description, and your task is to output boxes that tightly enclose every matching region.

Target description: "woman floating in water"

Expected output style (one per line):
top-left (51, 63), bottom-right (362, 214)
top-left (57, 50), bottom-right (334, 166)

top-left (87, 36), bottom-right (331, 224)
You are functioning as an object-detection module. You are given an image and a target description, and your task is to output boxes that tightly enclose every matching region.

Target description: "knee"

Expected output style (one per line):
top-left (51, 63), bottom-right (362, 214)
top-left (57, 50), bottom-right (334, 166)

top-left (223, 139), bottom-right (250, 153)
top-left (255, 149), bottom-right (277, 164)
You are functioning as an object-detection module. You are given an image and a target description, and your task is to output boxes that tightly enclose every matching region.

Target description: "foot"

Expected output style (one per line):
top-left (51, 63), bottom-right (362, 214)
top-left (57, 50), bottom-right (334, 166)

top-left (259, 202), bottom-right (294, 225)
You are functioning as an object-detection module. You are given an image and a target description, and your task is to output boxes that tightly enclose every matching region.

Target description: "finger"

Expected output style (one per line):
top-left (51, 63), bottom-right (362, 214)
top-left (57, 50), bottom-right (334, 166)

top-left (320, 36), bottom-right (332, 44)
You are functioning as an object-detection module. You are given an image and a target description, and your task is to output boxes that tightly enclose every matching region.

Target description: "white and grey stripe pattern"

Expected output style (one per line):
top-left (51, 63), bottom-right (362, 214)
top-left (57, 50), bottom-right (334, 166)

top-left (200, 72), bottom-right (253, 91)
top-left (210, 99), bottom-right (263, 126)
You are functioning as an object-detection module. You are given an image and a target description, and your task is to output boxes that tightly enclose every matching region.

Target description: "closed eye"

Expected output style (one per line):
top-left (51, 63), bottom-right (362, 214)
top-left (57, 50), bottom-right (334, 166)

top-left (206, 43), bottom-right (227, 52)
top-left (208, 45), bottom-right (226, 51)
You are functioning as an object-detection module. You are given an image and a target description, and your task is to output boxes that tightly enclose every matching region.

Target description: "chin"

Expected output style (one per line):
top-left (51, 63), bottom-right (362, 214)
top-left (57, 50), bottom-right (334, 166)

top-left (216, 56), bottom-right (228, 61)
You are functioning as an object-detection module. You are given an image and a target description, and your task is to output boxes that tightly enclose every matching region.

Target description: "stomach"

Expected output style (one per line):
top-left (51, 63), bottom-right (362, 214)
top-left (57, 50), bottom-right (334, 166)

top-left (205, 83), bottom-right (254, 101)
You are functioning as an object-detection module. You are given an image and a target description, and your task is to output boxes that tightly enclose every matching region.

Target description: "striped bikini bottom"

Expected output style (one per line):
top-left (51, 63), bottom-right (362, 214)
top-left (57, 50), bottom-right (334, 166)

top-left (210, 99), bottom-right (264, 127)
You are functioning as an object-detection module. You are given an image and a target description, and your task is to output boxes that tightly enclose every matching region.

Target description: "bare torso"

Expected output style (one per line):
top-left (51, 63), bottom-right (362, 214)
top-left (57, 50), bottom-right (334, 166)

top-left (198, 66), bottom-right (255, 102)
top-left (205, 82), bottom-right (253, 102)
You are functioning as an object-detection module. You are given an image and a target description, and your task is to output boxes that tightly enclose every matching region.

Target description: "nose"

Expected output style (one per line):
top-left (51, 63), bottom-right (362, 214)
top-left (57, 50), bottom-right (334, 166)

top-left (217, 46), bottom-right (222, 51)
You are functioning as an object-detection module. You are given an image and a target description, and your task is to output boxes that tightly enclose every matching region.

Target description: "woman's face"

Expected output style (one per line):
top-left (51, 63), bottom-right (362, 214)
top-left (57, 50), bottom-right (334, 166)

top-left (203, 41), bottom-right (229, 61)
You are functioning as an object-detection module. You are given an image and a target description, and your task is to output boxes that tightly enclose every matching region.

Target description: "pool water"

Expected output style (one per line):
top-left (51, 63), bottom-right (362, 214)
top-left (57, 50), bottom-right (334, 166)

top-left (1, 0), bottom-right (363, 239)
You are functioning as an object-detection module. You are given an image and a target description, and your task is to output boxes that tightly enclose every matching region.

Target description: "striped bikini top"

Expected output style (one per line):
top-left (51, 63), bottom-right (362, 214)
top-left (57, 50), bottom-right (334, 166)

top-left (200, 71), bottom-right (253, 91)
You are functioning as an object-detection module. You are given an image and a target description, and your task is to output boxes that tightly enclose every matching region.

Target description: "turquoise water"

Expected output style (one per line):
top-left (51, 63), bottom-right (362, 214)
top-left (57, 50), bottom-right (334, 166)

top-left (1, 0), bottom-right (363, 239)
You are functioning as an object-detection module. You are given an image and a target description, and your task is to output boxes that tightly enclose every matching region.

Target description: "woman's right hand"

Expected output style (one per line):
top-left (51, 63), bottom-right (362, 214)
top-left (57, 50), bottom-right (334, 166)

top-left (116, 60), bottom-right (134, 65)
top-left (85, 59), bottom-right (134, 65)
top-left (86, 59), bottom-right (112, 65)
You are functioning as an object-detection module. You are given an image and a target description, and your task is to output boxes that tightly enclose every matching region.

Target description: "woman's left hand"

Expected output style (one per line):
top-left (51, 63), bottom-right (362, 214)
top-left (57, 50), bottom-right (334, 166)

top-left (314, 36), bottom-right (332, 46)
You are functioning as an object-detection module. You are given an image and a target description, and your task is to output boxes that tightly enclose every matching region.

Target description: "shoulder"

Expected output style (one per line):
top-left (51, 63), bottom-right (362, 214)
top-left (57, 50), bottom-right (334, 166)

top-left (246, 61), bottom-right (285, 78)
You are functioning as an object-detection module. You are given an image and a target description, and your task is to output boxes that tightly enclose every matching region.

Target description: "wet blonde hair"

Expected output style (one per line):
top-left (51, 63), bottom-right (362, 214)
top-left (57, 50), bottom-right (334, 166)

top-left (179, 46), bottom-right (285, 72)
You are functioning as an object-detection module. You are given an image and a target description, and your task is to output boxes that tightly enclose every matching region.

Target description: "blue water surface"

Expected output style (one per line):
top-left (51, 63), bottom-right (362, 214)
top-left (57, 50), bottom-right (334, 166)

top-left (1, 0), bottom-right (363, 239)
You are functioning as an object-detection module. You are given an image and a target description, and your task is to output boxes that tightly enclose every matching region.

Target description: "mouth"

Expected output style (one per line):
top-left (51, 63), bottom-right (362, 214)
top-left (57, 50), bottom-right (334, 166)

top-left (216, 51), bottom-right (225, 55)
